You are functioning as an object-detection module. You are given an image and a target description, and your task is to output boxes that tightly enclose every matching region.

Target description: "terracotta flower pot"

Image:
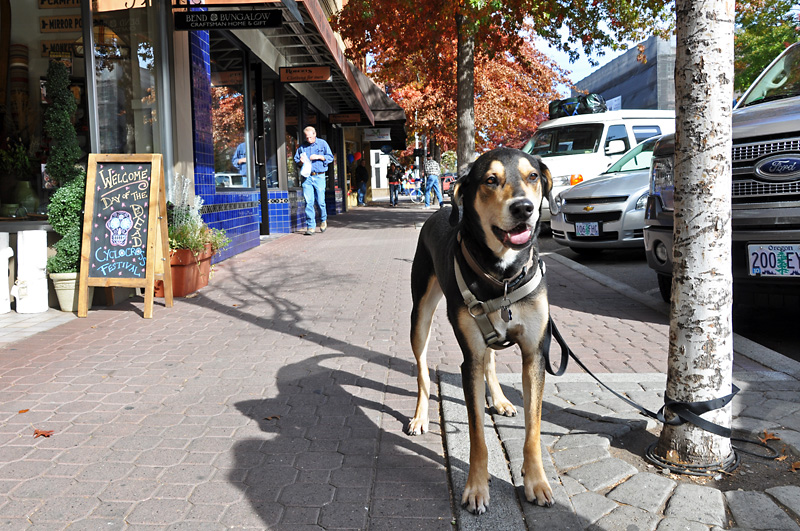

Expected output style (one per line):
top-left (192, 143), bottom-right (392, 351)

top-left (154, 244), bottom-right (213, 298)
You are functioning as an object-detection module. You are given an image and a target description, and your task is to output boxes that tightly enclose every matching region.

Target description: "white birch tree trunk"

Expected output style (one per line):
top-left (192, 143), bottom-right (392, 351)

top-left (456, 13), bottom-right (475, 175)
top-left (656, 0), bottom-right (736, 465)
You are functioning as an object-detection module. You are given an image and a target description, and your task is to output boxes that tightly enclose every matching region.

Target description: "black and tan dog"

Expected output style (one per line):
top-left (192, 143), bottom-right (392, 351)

top-left (407, 148), bottom-right (554, 514)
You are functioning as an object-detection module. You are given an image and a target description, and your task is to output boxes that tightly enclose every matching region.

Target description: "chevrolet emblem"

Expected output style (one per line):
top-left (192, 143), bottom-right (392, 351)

top-left (583, 206), bottom-right (595, 212)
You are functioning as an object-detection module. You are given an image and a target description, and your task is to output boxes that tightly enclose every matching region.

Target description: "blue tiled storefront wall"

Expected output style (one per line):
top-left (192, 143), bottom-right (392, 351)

top-left (189, 30), bottom-right (260, 263)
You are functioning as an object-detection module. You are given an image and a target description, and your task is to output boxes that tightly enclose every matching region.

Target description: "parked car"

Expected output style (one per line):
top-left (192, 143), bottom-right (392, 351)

top-left (442, 173), bottom-right (457, 195)
top-left (522, 109), bottom-right (675, 223)
top-left (550, 135), bottom-right (659, 254)
top-left (644, 42), bottom-right (800, 304)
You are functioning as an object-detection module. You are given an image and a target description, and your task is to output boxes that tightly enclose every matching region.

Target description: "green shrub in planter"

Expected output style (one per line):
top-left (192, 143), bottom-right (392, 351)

top-left (46, 174), bottom-right (85, 273)
top-left (44, 60), bottom-right (85, 274)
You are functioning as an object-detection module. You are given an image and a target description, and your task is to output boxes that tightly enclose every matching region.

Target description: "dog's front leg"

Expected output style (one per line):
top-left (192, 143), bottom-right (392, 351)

top-left (408, 276), bottom-right (442, 435)
top-left (484, 348), bottom-right (517, 417)
top-left (461, 350), bottom-right (491, 514)
top-left (519, 331), bottom-right (554, 508)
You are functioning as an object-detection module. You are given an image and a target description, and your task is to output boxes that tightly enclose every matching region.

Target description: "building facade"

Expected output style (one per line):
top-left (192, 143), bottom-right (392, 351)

top-left (0, 0), bottom-right (405, 263)
top-left (573, 36), bottom-right (676, 111)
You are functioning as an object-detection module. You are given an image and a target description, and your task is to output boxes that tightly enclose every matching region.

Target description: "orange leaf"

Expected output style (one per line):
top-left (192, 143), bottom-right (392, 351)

top-left (759, 430), bottom-right (781, 444)
top-left (791, 461), bottom-right (800, 473)
top-left (33, 429), bottom-right (54, 438)
top-left (18, 409), bottom-right (29, 414)
top-left (776, 454), bottom-right (788, 462)
top-left (264, 416), bottom-right (280, 421)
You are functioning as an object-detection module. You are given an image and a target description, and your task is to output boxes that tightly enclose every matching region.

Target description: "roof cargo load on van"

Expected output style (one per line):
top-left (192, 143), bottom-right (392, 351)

top-left (548, 93), bottom-right (608, 119)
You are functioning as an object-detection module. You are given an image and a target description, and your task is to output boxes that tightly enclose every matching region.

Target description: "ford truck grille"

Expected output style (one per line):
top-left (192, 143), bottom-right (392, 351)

top-left (733, 137), bottom-right (800, 162)
top-left (733, 180), bottom-right (800, 197)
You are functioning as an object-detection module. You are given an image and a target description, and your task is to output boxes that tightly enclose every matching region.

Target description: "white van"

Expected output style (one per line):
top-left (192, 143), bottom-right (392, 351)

top-left (522, 109), bottom-right (675, 222)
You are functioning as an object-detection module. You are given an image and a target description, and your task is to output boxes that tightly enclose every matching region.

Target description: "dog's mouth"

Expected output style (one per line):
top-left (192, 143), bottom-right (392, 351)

top-left (492, 224), bottom-right (532, 249)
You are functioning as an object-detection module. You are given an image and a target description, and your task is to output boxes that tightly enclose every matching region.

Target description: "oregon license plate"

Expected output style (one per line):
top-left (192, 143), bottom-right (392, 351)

top-left (748, 243), bottom-right (800, 276)
top-left (575, 221), bottom-right (599, 237)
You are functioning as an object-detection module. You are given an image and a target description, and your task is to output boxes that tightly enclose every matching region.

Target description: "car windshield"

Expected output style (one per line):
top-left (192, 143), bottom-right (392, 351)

top-left (739, 43), bottom-right (800, 108)
top-left (522, 124), bottom-right (603, 156)
top-left (602, 137), bottom-right (658, 174)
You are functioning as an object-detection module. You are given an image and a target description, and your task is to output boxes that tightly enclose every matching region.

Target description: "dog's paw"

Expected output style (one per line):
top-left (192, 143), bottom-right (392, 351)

top-left (491, 398), bottom-right (517, 417)
top-left (406, 416), bottom-right (428, 436)
top-left (524, 477), bottom-right (554, 508)
top-left (461, 484), bottom-right (490, 515)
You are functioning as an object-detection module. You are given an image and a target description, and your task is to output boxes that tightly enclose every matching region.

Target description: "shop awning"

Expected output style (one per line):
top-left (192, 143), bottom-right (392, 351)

top-left (170, 0), bottom-right (374, 124)
top-left (349, 64), bottom-right (407, 150)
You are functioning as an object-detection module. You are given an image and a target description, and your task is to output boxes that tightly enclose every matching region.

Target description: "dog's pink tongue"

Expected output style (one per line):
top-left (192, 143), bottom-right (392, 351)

top-left (507, 226), bottom-right (531, 245)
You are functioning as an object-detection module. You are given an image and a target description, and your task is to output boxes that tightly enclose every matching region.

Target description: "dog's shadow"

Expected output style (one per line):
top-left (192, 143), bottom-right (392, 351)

top-left (229, 353), bottom-right (459, 528)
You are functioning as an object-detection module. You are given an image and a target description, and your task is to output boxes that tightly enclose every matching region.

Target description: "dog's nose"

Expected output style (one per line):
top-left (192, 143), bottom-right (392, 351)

top-left (509, 199), bottom-right (535, 219)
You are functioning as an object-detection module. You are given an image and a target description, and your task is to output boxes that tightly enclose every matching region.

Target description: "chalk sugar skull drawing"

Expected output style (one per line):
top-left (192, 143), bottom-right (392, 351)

top-left (106, 211), bottom-right (134, 246)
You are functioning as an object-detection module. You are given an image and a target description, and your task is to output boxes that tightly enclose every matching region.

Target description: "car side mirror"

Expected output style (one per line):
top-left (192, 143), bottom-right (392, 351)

top-left (605, 139), bottom-right (627, 155)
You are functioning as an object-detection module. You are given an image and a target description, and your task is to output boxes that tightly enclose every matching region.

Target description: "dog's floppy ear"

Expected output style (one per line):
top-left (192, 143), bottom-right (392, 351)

top-left (538, 158), bottom-right (552, 198)
top-left (449, 163), bottom-right (472, 226)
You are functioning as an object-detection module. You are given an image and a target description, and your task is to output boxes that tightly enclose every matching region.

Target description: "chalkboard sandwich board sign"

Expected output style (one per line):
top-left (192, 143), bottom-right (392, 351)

top-left (78, 154), bottom-right (173, 318)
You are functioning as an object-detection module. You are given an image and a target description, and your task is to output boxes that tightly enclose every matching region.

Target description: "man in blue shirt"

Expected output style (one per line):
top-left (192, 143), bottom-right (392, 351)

top-left (232, 142), bottom-right (247, 175)
top-left (294, 126), bottom-right (334, 235)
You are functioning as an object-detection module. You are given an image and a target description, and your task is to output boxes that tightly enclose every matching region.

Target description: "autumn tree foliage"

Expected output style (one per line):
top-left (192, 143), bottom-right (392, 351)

top-left (211, 86), bottom-right (245, 173)
top-left (734, 0), bottom-right (799, 93)
top-left (333, 0), bottom-right (672, 163)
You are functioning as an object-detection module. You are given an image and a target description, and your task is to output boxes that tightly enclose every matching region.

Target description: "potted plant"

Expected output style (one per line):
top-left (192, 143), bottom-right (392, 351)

top-left (43, 60), bottom-right (88, 311)
top-left (154, 191), bottom-right (230, 298)
top-left (0, 137), bottom-right (34, 215)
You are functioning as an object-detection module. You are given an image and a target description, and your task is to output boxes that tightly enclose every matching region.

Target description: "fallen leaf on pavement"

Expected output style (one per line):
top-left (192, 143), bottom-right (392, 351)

top-left (791, 461), bottom-right (800, 473)
top-left (759, 430), bottom-right (780, 444)
top-left (18, 409), bottom-right (29, 414)
top-left (264, 416), bottom-right (280, 421)
top-left (33, 429), bottom-right (54, 438)
top-left (777, 454), bottom-right (788, 462)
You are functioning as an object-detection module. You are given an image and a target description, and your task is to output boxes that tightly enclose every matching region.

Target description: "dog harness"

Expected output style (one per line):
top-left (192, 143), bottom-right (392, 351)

top-left (454, 238), bottom-right (545, 349)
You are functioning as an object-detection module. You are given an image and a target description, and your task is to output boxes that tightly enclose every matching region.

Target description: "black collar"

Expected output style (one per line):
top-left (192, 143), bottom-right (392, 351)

top-left (457, 232), bottom-right (533, 290)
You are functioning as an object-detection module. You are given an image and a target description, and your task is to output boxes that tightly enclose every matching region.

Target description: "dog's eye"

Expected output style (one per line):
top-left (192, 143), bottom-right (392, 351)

top-left (485, 175), bottom-right (499, 186)
top-left (529, 172), bottom-right (540, 182)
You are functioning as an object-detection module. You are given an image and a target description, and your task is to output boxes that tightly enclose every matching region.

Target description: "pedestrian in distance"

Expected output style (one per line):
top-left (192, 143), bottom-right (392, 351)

top-left (354, 159), bottom-right (368, 206)
top-left (294, 126), bottom-right (334, 235)
top-left (232, 141), bottom-right (247, 175)
top-left (423, 153), bottom-right (443, 208)
top-left (388, 162), bottom-right (403, 206)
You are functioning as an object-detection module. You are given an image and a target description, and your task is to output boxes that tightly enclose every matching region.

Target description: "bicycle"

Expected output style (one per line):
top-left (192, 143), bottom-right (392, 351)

top-left (409, 182), bottom-right (424, 204)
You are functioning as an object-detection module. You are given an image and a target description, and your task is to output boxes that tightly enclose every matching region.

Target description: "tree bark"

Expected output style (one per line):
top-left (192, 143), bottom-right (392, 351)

top-left (455, 12), bottom-right (475, 174)
top-left (656, 0), bottom-right (736, 466)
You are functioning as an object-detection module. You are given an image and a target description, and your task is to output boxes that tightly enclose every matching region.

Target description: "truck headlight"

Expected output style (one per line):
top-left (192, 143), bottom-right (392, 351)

top-left (651, 156), bottom-right (674, 211)
top-left (553, 174), bottom-right (583, 187)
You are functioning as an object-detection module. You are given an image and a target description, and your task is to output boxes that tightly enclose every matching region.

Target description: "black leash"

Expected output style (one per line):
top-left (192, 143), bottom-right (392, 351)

top-left (544, 316), bottom-right (739, 440)
top-left (543, 316), bottom-right (779, 474)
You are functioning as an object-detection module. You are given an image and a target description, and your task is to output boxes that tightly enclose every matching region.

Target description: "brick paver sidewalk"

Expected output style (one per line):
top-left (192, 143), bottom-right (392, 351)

top-left (1, 203), bottom-right (797, 530)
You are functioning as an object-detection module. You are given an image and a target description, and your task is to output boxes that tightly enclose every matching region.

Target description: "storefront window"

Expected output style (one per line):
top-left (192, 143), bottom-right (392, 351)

top-left (92, 2), bottom-right (162, 154)
top-left (285, 91), bottom-right (299, 188)
top-left (261, 83), bottom-right (278, 189)
top-left (209, 33), bottom-right (249, 189)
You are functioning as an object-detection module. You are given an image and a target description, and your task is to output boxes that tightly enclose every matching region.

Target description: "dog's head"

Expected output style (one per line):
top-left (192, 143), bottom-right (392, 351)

top-left (449, 148), bottom-right (552, 254)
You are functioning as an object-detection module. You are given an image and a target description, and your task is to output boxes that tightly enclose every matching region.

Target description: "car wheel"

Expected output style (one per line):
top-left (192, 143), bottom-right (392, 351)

top-left (657, 274), bottom-right (671, 303)
top-left (570, 247), bottom-right (602, 257)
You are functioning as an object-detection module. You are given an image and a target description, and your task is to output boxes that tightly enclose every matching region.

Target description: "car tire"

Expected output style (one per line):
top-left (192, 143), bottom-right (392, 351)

top-left (657, 274), bottom-right (671, 303)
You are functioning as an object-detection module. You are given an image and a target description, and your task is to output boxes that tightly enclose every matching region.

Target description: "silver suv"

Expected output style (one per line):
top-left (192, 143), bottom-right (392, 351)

top-left (644, 42), bottom-right (800, 304)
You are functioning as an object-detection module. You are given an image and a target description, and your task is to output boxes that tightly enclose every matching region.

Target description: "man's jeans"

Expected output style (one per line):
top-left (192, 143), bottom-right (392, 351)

top-left (302, 175), bottom-right (327, 229)
top-left (425, 175), bottom-right (443, 207)
top-left (389, 184), bottom-right (400, 205)
top-left (357, 182), bottom-right (367, 205)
